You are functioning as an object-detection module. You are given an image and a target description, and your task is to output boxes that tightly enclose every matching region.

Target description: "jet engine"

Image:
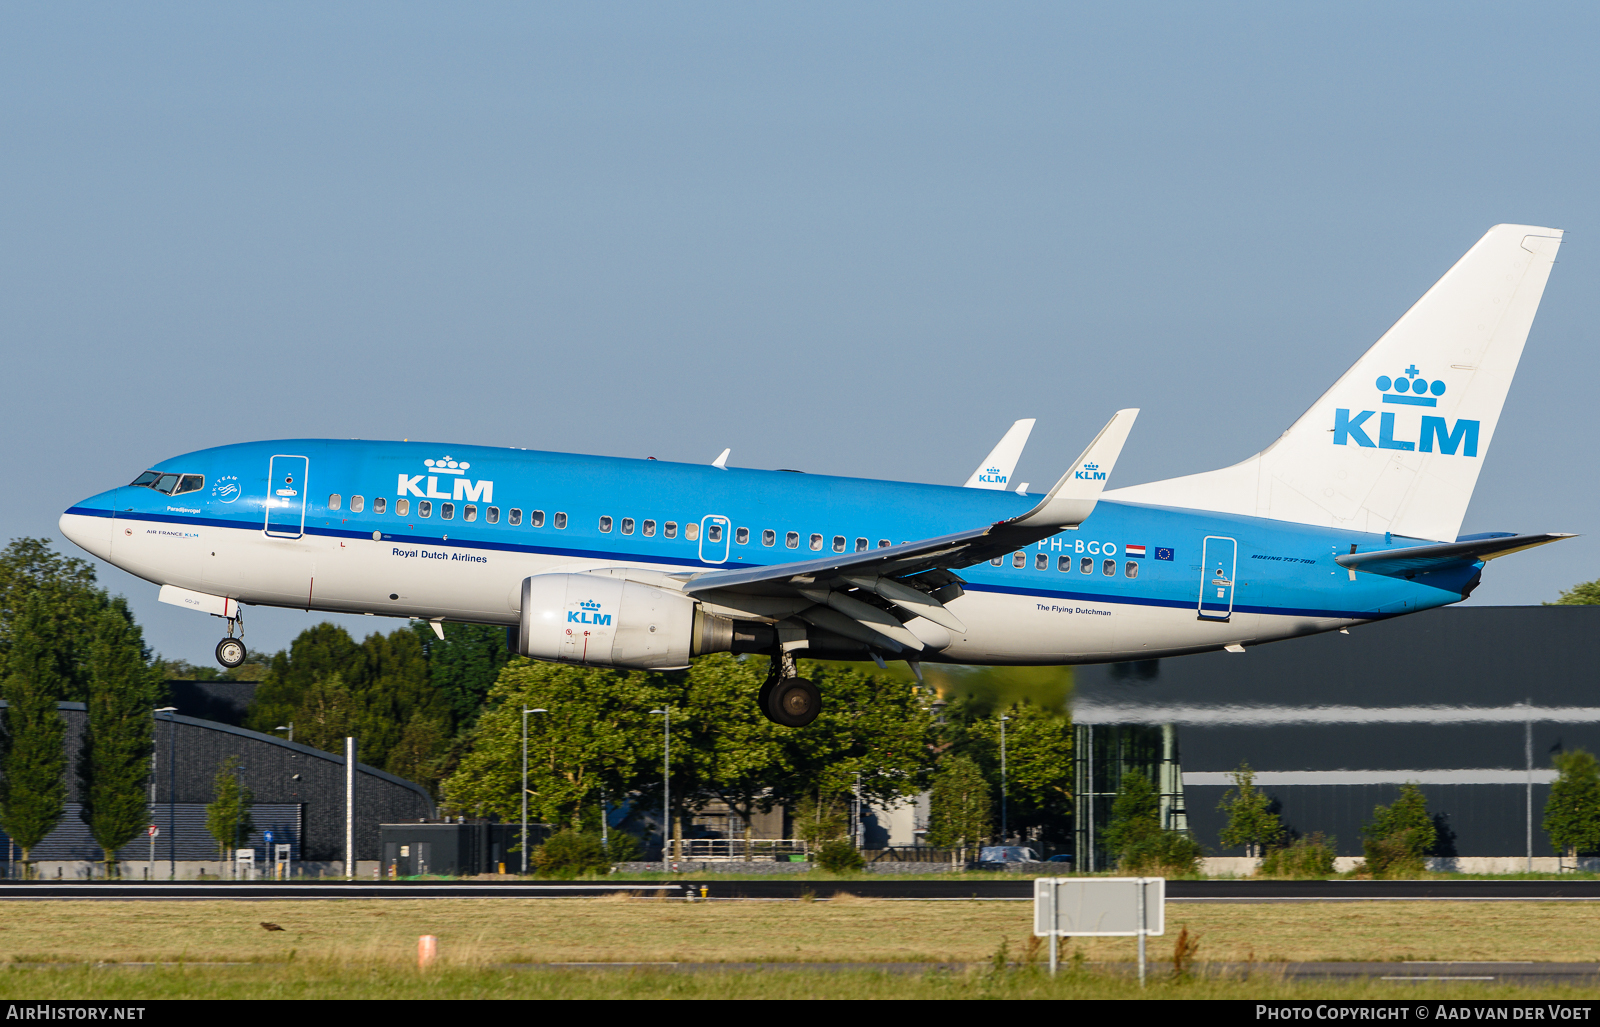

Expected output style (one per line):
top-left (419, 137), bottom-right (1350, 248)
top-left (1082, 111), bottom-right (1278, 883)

top-left (513, 573), bottom-right (768, 670)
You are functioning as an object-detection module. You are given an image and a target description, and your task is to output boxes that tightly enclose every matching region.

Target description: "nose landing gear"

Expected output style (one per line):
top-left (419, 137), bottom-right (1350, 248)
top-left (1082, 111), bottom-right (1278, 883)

top-left (759, 648), bottom-right (821, 727)
top-left (215, 609), bottom-right (246, 669)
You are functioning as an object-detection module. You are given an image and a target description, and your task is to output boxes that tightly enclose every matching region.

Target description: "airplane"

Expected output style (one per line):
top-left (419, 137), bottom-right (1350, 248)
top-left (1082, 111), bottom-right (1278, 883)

top-left (60, 224), bottom-right (1571, 727)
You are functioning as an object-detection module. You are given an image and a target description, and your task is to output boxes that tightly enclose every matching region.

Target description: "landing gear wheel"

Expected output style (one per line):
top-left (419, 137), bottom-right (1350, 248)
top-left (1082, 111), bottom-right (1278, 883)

top-left (216, 638), bottom-right (246, 669)
top-left (763, 677), bottom-right (821, 727)
top-left (758, 676), bottom-right (777, 714)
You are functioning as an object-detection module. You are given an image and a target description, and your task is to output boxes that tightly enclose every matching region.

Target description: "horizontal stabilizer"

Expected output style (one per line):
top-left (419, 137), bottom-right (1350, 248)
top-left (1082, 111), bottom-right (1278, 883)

top-left (1335, 532), bottom-right (1575, 578)
top-left (1010, 409), bottom-right (1138, 529)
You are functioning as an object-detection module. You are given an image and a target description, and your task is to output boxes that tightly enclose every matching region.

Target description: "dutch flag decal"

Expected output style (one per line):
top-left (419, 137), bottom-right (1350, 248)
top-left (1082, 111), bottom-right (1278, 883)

top-left (1125, 545), bottom-right (1146, 559)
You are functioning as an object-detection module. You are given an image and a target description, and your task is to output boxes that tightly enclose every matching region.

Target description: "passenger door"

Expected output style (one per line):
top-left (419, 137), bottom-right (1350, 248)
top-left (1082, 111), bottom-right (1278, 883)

top-left (1198, 535), bottom-right (1237, 621)
top-left (264, 455), bottom-right (309, 539)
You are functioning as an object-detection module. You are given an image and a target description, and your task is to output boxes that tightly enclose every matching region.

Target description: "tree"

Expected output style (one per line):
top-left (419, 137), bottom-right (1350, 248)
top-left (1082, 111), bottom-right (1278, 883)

top-left (205, 757), bottom-right (254, 870)
top-left (441, 660), bottom-right (664, 832)
top-left (0, 592), bottom-right (68, 874)
top-left (412, 621), bottom-right (510, 731)
top-left (0, 537), bottom-right (109, 701)
top-left (1217, 763), bottom-right (1283, 858)
top-left (1361, 783), bottom-right (1436, 878)
top-left (958, 699), bottom-right (1074, 848)
top-left (1548, 579), bottom-right (1600, 606)
top-left (926, 753), bottom-right (992, 861)
top-left (79, 600), bottom-right (160, 874)
top-left (1544, 749), bottom-right (1600, 862)
top-left (1102, 770), bottom-right (1203, 875)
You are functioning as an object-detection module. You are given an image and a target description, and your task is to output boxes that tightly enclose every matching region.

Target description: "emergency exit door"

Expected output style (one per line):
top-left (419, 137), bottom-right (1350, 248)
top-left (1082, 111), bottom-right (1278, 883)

top-left (1198, 536), bottom-right (1237, 620)
top-left (699, 515), bottom-right (731, 564)
top-left (264, 455), bottom-right (309, 538)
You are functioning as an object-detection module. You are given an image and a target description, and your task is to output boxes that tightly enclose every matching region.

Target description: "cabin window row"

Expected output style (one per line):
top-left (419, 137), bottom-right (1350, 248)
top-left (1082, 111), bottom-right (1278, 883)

top-left (992, 551), bottom-right (1140, 578)
top-left (594, 517), bottom-right (893, 552)
top-left (328, 494), bottom-right (564, 528)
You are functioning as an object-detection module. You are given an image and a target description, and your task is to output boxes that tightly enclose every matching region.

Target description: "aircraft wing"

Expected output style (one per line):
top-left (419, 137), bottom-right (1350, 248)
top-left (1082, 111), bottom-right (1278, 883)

top-left (682, 409), bottom-right (1138, 652)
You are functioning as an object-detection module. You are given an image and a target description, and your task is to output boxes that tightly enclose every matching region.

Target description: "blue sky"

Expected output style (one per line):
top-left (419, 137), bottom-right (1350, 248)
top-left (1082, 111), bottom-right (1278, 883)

top-left (4, 2), bottom-right (1597, 661)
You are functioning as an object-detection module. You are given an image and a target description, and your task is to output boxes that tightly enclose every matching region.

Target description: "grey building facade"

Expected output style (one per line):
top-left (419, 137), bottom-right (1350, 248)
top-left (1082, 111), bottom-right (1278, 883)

top-left (1072, 606), bottom-right (1600, 868)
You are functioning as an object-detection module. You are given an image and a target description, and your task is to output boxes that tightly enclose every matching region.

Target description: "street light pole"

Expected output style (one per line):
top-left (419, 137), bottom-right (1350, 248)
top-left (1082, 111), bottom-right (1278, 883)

top-left (1000, 714), bottom-right (1011, 843)
top-left (163, 710), bottom-right (178, 880)
top-left (150, 707), bottom-right (176, 879)
top-left (650, 708), bottom-right (670, 870)
top-left (521, 708), bottom-right (547, 874)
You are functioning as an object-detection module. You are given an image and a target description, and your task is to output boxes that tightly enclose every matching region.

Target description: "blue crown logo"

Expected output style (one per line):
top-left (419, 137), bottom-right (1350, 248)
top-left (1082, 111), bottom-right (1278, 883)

top-left (579, 600), bottom-right (602, 611)
top-left (1376, 365), bottom-right (1446, 407)
top-left (986, 466), bottom-right (1001, 475)
top-left (1083, 462), bottom-right (1100, 471)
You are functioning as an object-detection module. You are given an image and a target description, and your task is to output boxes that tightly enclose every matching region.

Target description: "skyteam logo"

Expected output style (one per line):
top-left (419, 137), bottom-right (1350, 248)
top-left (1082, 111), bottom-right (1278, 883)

top-left (398, 455), bottom-right (494, 502)
top-left (1075, 461), bottom-right (1107, 482)
top-left (1333, 365), bottom-right (1479, 457)
top-left (210, 475), bottom-right (241, 504)
top-left (976, 465), bottom-right (1008, 485)
top-left (569, 600), bottom-right (612, 626)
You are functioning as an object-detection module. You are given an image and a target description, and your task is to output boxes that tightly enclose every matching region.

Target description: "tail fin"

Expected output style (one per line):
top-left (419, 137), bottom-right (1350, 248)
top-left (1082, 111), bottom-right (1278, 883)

top-left (1107, 225), bottom-right (1563, 541)
top-left (964, 418), bottom-right (1036, 489)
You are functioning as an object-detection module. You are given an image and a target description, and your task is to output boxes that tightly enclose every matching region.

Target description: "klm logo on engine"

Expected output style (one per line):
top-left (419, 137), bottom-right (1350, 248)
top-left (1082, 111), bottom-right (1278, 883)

top-left (1333, 366), bottom-right (1479, 457)
top-left (396, 454), bottom-right (494, 502)
top-left (1074, 461), bottom-right (1107, 481)
top-left (568, 599), bottom-right (612, 626)
top-left (976, 465), bottom-right (1008, 485)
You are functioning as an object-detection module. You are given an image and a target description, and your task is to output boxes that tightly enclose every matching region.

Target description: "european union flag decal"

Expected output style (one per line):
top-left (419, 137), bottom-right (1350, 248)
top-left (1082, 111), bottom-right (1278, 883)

top-left (1155, 547), bottom-right (1175, 561)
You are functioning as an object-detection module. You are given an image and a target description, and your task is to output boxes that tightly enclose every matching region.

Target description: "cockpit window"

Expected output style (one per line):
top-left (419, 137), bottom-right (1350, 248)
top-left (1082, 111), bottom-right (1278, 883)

top-left (130, 471), bottom-right (205, 496)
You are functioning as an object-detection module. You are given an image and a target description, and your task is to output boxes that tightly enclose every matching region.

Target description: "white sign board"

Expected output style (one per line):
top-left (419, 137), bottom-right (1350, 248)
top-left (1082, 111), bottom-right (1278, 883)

top-left (1034, 877), bottom-right (1164, 938)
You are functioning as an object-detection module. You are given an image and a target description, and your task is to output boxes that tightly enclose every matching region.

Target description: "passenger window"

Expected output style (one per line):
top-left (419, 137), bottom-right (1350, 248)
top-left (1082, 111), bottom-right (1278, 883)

top-left (621, 517), bottom-right (634, 534)
top-left (1125, 561), bottom-right (1138, 579)
top-left (486, 506), bottom-right (499, 524)
top-left (762, 529), bottom-right (776, 547)
top-left (418, 501), bottom-right (432, 518)
top-left (396, 498), bottom-right (409, 516)
top-left (685, 522), bottom-right (699, 541)
top-left (464, 505), bottom-right (477, 522)
top-left (991, 557), bottom-right (1003, 566)
top-left (554, 512), bottom-right (567, 529)
top-left (351, 496), bottom-right (364, 513)
top-left (441, 503), bottom-right (455, 520)
top-left (1059, 555), bottom-right (1071, 572)
top-left (530, 510), bottom-right (544, 527)
top-left (374, 497), bottom-right (386, 515)
top-left (329, 494), bottom-right (342, 511)
top-left (1013, 552), bottom-right (1026, 568)
top-left (1103, 559), bottom-right (1116, 576)
top-left (174, 474), bottom-right (205, 496)
top-left (663, 521), bottom-right (676, 538)
top-left (642, 519), bottom-right (655, 536)
top-left (832, 536), bottom-right (845, 553)
top-left (786, 531), bottom-right (799, 549)
top-left (1036, 553), bottom-right (1048, 570)
top-left (509, 508), bottom-right (522, 525)
top-left (810, 534), bottom-right (823, 551)
top-left (878, 540), bottom-right (890, 549)
top-left (1080, 556), bottom-right (1093, 574)
top-left (599, 516), bottom-right (613, 533)
top-left (709, 524), bottom-right (724, 543)
top-left (735, 527), bottom-right (749, 545)
top-left (855, 538), bottom-right (868, 552)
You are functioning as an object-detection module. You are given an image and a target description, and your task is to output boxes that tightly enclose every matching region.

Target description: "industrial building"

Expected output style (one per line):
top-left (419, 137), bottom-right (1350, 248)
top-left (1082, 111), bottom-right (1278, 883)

top-left (1071, 606), bottom-right (1600, 870)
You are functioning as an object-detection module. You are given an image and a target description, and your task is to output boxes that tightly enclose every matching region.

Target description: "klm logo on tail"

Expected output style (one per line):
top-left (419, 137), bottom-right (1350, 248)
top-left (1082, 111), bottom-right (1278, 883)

top-left (1074, 461), bottom-right (1107, 481)
top-left (1334, 366), bottom-right (1479, 457)
top-left (976, 465), bottom-right (1009, 485)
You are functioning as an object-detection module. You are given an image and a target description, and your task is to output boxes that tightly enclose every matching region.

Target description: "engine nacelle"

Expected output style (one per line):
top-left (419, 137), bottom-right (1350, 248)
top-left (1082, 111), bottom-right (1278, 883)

top-left (514, 573), bottom-right (735, 670)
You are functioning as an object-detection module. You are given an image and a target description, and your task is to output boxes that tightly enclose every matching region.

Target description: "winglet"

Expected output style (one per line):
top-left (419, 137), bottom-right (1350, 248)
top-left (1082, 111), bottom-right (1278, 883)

top-left (963, 419), bottom-right (1036, 489)
top-left (1010, 409), bottom-right (1138, 529)
top-left (711, 448), bottom-right (731, 470)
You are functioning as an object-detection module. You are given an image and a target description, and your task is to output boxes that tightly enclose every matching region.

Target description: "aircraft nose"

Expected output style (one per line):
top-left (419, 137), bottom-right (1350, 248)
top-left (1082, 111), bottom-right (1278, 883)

top-left (59, 489), bottom-right (118, 561)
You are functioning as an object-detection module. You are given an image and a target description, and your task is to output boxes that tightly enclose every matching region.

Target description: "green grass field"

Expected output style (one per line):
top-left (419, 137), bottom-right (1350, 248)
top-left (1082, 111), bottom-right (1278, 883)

top-left (0, 897), bottom-right (1596, 999)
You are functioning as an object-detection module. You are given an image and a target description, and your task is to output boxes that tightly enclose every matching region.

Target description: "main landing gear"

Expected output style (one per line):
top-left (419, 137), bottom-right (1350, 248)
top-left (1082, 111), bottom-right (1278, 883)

top-left (215, 609), bottom-right (246, 669)
top-left (759, 649), bottom-right (821, 727)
